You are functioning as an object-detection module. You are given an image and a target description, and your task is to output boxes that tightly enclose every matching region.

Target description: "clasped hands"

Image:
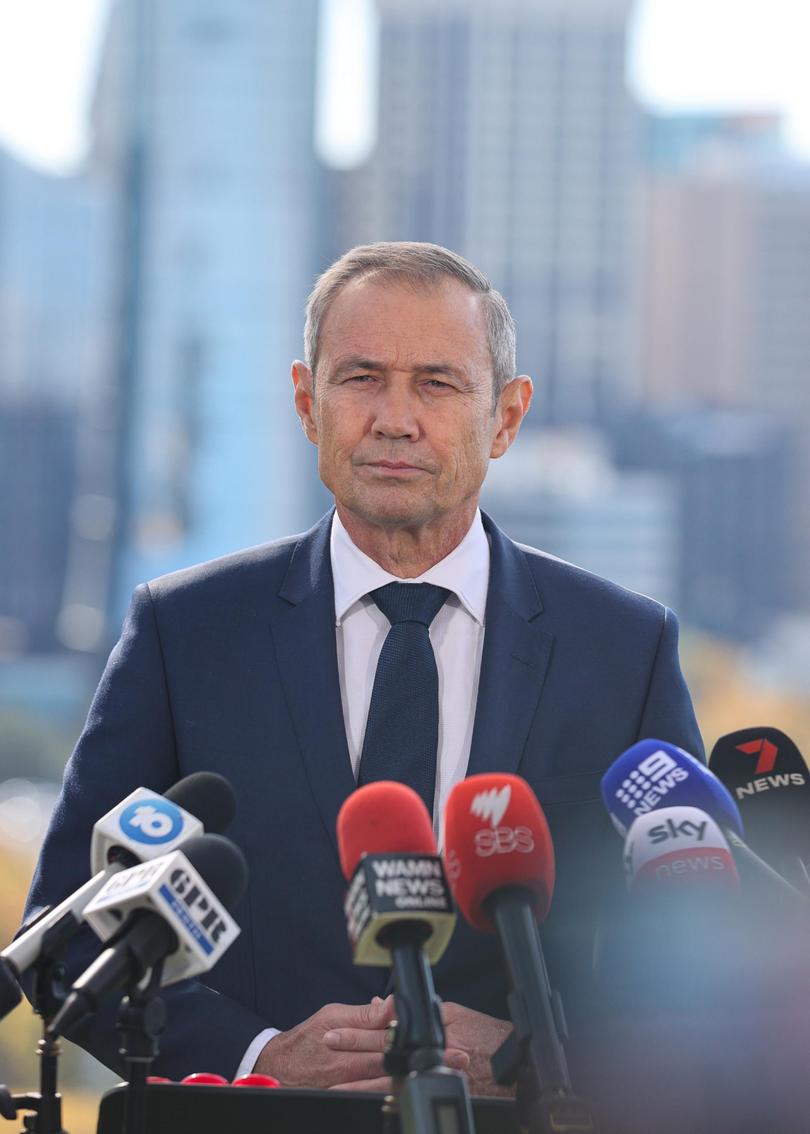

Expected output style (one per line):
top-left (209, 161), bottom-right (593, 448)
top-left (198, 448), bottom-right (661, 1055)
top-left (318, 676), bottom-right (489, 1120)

top-left (254, 996), bottom-right (513, 1096)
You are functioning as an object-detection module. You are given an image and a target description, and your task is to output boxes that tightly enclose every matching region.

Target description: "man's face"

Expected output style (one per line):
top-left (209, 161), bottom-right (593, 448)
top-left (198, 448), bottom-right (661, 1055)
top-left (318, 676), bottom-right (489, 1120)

top-left (293, 275), bottom-right (530, 538)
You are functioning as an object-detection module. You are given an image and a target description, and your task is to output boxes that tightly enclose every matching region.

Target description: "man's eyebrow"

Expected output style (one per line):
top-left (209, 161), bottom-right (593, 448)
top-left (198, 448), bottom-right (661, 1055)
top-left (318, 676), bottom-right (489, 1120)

top-left (333, 357), bottom-right (384, 376)
top-left (419, 362), bottom-right (466, 379)
top-left (332, 357), bottom-right (466, 379)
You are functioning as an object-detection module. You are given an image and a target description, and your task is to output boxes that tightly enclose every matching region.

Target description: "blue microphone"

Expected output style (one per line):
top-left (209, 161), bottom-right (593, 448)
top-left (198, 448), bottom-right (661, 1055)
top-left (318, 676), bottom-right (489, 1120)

top-left (601, 740), bottom-right (743, 838)
top-left (602, 740), bottom-right (809, 913)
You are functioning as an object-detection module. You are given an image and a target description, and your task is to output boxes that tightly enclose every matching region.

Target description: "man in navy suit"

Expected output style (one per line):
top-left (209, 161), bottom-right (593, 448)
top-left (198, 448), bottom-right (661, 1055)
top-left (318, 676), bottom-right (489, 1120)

top-left (26, 242), bottom-right (703, 1092)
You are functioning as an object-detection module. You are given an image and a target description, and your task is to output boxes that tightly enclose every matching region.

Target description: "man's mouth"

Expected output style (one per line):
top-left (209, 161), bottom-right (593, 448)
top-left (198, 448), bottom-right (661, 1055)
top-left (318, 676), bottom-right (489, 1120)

top-left (367, 460), bottom-right (424, 472)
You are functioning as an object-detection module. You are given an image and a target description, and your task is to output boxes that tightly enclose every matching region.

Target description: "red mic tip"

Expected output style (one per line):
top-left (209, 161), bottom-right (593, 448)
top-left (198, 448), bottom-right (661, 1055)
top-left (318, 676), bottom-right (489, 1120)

top-left (337, 781), bottom-right (437, 880)
top-left (443, 774), bottom-right (555, 932)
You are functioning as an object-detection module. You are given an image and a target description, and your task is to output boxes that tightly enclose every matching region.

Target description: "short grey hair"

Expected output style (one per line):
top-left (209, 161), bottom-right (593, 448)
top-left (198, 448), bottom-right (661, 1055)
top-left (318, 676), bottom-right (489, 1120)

top-left (304, 241), bottom-right (516, 405)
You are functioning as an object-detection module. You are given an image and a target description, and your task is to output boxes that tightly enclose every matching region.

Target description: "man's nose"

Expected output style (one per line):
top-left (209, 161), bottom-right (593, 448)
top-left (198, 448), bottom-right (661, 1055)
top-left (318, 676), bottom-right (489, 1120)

top-left (371, 383), bottom-right (420, 440)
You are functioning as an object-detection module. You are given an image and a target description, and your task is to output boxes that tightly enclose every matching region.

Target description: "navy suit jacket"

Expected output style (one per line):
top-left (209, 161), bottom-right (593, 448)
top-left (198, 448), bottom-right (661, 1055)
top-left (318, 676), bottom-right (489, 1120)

top-left (25, 511), bottom-right (703, 1078)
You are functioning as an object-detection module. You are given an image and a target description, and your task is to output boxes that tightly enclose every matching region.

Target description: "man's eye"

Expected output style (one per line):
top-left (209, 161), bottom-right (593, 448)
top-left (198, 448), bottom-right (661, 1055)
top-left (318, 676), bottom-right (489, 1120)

top-left (425, 378), bottom-right (452, 390)
top-left (348, 374), bottom-right (375, 383)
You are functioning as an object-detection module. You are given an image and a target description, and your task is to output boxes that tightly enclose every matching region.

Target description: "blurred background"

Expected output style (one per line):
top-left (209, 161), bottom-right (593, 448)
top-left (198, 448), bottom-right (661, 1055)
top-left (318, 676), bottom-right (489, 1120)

top-left (1, 0), bottom-right (809, 1120)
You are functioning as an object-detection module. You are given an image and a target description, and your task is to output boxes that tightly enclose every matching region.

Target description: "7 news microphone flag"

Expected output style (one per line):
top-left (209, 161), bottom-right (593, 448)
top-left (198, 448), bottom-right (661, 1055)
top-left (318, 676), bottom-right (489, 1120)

top-left (709, 726), bottom-right (810, 892)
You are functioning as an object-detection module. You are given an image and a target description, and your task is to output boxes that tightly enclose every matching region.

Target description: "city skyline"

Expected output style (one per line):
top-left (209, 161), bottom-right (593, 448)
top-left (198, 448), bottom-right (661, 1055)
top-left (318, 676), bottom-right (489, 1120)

top-left (1, 0), bottom-right (809, 173)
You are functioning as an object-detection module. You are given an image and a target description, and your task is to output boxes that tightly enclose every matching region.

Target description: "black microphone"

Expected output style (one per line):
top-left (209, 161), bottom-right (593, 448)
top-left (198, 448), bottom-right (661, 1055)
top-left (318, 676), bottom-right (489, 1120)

top-left (47, 833), bottom-right (247, 1038)
top-left (709, 727), bottom-right (810, 892)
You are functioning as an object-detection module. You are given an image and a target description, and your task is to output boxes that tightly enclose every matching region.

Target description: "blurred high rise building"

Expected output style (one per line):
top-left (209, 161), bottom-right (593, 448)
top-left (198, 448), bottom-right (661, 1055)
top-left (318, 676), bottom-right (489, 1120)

top-left (90, 0), bottom-right (326, 620)
top-left (639, 115), bottom-right (810, 611)
top-left (336, 0), bottom-right (640, 425)
top-left (482, 429), bottom-right (679, 609)
top-left (0, 148), bottom-right (115, 658)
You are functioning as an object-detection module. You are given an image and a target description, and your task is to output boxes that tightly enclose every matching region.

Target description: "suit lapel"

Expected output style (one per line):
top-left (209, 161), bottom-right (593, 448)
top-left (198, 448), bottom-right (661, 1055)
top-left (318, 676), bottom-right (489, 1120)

top-left (270, 513), bottom-right (355, 855)
top-left (269, 511), bottom-right (553, 850)
top-left (467, 513), bottom-right (554, 777)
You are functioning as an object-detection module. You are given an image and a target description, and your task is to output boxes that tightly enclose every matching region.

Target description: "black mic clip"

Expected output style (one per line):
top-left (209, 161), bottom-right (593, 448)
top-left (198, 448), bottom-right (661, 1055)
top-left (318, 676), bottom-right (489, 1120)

top-left (0, 1085), bottom-right (67, 1133)
top-left (115, 960), bottom-right (168, 1134)
top-left (492, 990), bottom-right (597, 1134)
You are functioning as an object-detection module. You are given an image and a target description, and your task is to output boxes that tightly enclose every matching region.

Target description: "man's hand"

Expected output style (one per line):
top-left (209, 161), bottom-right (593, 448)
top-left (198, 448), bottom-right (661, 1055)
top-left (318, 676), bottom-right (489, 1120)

top-left (253, 997), bottom-right (397, 1088)
top-left (441, 1002), bottom-right (514, 1097)
top-left (320, 994), bottom-right (470, 1092)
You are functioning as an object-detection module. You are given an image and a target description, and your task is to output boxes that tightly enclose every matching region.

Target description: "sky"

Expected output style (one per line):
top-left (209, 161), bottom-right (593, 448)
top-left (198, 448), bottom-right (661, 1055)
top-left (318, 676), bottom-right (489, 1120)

top-left (0, 0), bottom-right (809, 173)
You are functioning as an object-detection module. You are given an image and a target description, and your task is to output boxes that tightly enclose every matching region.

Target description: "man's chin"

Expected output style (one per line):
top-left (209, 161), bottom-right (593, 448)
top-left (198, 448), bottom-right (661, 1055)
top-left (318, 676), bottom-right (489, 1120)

top-left (338, 493), bottom-right (440, 533)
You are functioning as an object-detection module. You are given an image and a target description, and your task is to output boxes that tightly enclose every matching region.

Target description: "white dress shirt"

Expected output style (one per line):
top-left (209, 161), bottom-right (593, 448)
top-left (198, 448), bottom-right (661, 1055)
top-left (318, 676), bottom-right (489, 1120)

top-left (237, 510), bottom-right (490, 1076)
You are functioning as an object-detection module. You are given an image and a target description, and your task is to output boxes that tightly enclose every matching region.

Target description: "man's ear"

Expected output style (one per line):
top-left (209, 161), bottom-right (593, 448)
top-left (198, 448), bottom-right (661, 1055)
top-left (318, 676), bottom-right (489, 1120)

top-left (490, 375), bottom-right (533, 459)
top-left (292, 360), bottom-right (318, 444)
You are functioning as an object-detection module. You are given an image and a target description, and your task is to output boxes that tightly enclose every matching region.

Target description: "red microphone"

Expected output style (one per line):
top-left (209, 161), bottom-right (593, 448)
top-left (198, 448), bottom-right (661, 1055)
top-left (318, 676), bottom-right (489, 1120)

top-left (336, 782), bottom-right (455, 967)
top-left (443, 775), bottom-right (591, 1118)
top-left (442, 774), bottom-right (555, 932)
top-left (337, 781), bottom-right (437, 878)
top-left (336, 783), bottom-right (463, 1095)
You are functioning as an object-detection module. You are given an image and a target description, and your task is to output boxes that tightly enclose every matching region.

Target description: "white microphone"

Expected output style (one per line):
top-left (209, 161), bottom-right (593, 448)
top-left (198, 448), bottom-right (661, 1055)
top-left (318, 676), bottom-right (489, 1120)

top-left (0, 773), bottom-right (235, 1020)
top-left (48, 833), bottom-right (246, 1037)
top-left (623, 806), bottom-right (741, 893)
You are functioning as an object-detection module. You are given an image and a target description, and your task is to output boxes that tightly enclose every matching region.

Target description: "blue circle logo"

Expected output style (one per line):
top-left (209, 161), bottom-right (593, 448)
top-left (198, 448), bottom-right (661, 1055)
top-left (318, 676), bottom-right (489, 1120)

top-left (119, 799), bottom-right (184, 845)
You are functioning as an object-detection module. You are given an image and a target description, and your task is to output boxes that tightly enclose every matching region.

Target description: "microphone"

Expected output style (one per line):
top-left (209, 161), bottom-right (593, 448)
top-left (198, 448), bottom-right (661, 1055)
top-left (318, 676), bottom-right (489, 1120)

top-left (623, 807), bottom-right (740, 894)
top-left (709, 727), bottom-right (810, 891)
top-left (337, 783), bottom-right (477, 1134)
top-left (48, 833), bottom-right (247, 1038)
top-left (444, 772), bottom-right (591, 1124)
top-left (600, 807), bottom-right (743, 1014)
top-left (337, 781), bottom-right (456, 969)
top-left (601, 740), bottom-right (809, 913)
top-left (0, 773), bottom-right (235, 1021)
top-left (337, 782), bottom-right (454, 1064)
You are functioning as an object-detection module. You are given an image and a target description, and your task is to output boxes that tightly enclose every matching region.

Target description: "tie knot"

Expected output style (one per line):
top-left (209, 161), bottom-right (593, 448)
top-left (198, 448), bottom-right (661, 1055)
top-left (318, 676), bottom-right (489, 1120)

top-left (370, 582), bottom-right (450, 628)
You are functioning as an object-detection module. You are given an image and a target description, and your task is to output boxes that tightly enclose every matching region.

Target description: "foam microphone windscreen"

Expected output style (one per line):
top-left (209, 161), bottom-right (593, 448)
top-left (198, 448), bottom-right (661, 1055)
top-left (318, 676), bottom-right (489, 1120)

top-left (337, 782), bottom-right (437, 880)
top-left (165, 771), bottom-right (236, 835)
top-left (443, 774), bottom-right (555, 932)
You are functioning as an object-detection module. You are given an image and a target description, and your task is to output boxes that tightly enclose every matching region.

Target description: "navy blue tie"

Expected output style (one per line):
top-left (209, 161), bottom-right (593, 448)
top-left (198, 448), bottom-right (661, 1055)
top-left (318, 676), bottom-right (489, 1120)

top-left (358, 582), bottom-right (450, 820)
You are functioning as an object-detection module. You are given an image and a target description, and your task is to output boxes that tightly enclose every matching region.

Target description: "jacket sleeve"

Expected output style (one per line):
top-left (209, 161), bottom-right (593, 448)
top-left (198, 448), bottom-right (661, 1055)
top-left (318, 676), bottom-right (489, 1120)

top-left (636, 606), bottom-right (704, 761)
top-left (23, 585), bottom-right (271, 1080)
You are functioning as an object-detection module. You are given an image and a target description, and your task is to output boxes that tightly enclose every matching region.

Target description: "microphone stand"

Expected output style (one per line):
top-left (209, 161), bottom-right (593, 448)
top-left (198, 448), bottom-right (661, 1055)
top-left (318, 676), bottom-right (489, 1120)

top-left (380, 924), bottom-right (475, 1134)
top-left (488, 890), bottom-right (596, 1134)
top-left (116, 961), bottom-right (167, 1134)
top-left (0, 943), bottom-right (70, 1134)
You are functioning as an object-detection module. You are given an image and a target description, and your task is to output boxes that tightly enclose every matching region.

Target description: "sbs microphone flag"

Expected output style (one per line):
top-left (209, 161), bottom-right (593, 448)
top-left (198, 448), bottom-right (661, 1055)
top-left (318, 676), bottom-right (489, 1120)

top-left (442, 773), bottom-right (554, 931)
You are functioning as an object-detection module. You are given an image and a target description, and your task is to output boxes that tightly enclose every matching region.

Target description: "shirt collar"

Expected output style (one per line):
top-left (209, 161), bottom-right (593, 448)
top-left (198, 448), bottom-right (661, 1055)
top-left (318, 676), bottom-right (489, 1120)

top-left (330, 510), bottom-right (489, 626)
